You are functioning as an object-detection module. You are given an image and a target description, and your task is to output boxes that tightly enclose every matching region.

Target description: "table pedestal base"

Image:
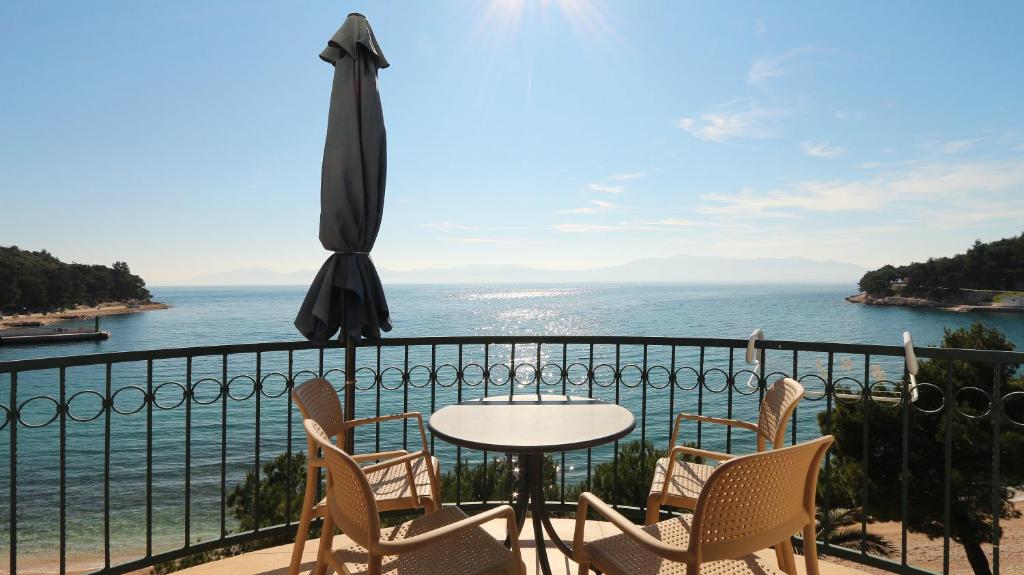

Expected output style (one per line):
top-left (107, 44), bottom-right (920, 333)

top-left (508, 453), bottom-right (574, 575)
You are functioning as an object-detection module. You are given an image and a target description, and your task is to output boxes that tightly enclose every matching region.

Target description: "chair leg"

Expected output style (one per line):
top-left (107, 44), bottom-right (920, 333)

top-left (314, 511), bottom-right (335, 575)
top-left (289, 467), bottom-right (319, 575)
top-left (644, 493), bottom-right (661, 525)
top-left (773, 539), bottom-right (797, 575)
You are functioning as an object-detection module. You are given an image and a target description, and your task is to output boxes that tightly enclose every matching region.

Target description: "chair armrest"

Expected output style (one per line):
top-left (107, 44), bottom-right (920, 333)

top-left (376, 505), bottom-right (521, 555)
top-left (361, 450), bottom-right (431, 475)
top-left (351, 449), bottom-right (409, 463)
top-left (345, 412), bottom-right (432, 453)
top-left (573, 492), bottom-right (694, 564)
top-left (675, 412), bottom-right (761, 435)
top-left (668, 444), bottom-right (735, 463)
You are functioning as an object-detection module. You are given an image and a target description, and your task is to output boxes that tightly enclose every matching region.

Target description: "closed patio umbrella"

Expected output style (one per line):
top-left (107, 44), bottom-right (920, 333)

top-left (295, 13), bottom-right (392, 345)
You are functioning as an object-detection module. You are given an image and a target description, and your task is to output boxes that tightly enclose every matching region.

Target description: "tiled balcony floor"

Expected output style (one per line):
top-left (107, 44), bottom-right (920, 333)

top-left (175, 517), bottom-right (867, 575)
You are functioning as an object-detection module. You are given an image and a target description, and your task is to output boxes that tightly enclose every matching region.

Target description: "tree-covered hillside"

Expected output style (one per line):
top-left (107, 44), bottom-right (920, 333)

top-left (0, 246), bottom-right (151, 313)
top-left (858, 233), bottom-right (1024, 299)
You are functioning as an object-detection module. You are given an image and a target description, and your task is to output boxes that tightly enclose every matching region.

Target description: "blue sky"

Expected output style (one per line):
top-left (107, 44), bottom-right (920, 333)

top-left (2, 1), bottom-right (1023, 284)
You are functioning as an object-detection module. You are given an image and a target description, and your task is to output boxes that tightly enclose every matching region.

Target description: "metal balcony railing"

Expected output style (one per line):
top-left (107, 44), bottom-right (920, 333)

top-left (1, 336), bottom-right (1021, 575)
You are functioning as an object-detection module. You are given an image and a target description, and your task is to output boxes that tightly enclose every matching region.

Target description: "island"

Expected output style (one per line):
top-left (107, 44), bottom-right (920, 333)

top-left (0, 246), bottom-right (168, 329)
top-left (847, 233), bottom-right (1024, 312)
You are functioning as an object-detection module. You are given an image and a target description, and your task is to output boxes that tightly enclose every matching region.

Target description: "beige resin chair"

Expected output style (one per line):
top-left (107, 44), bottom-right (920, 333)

top-left (647, 377), bottom-right (804, 524)
top-left (304, 419), bottom-right (526, 575)
top-left (575, 435), bottom-right (834, 575)
top-left (289, 378), bottom-right (441, 575)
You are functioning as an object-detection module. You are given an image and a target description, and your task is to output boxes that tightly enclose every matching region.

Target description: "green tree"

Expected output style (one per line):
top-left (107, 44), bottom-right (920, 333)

top-left (822, 323), bottom-right (1024, 575)
top-left (227, 452), bottom-right (307, 531)
top-left (815, 507), bottom-right (896, 558)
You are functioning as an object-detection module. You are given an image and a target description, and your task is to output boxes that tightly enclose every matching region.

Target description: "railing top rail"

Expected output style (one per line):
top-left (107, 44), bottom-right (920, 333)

top-left (1, 335), bottom-right (1022, 373)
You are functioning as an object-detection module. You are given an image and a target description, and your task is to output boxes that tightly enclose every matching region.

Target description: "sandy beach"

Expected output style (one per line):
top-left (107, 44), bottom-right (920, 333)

top-left (0, 301), bottom-right (169, 329)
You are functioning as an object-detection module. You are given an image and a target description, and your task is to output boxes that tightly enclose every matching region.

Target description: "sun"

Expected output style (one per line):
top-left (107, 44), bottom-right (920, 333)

top-left (475, 0), bottom-right (617, 46)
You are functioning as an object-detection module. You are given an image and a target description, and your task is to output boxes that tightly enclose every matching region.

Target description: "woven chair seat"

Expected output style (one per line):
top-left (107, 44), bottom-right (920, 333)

top-left (367, 455), bottom-right (439, 501)
top-left (333, 507), bottom-right (518, 575)
top-left (649, 457), bottom-right (716, 503)
top-left (586, 514), bottom-right (782, 575)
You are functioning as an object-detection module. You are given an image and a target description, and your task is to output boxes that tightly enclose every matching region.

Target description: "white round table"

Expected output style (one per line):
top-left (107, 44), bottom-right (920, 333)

top-left (429, 394), bottom-right (635, 575)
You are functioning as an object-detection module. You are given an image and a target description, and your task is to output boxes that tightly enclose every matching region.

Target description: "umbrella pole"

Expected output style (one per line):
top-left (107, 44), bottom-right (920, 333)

top-left (344, 333), bottom-right (356, 453)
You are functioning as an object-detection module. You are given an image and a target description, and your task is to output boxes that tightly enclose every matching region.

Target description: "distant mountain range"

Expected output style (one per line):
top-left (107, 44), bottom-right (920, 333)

top-left (185, 255), bottom-right (865, 286)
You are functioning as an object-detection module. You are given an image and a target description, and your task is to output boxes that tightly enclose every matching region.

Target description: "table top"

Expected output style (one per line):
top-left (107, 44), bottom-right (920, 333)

top-left (428, 394), bottom-right (635, 454)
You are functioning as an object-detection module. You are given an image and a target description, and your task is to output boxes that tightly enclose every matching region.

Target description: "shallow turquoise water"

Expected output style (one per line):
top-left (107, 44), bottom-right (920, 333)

top-left (1, 283), bottom-right (1022, 567)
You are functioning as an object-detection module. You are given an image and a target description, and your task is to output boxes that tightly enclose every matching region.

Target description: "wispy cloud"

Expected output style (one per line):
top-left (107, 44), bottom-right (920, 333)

top-left (421, 222), bottom-right (482, 231)
top-left (834, 110), bottom-right (865, 121)
top-left (676, 99), bottom-right (783, 142)
top-left (699, 160), bottom-right (1024, 217)
top-left (553, 218), bottom-right (696, 233)
top-left (608, 172), bottom-right (648, 181)
top-left (588, 183), bottom-right (625, 194)
top-left (747, 46), bottom-right (815, 85)
top-left (801, 140), bottom-right (846, 159)
top-left (438, 236), bottom-right (537, 245)
top-left (555, 200), bottom-right (616, 215)
top-left (922, 138), bottom-right (980, 155)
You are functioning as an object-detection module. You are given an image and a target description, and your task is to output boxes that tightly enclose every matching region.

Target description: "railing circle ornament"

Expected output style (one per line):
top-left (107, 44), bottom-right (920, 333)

top-left (797, 374), bottom-right (829, 402)
top-left (486, 364), bottom-right (511, 387)
top-left (18, 395), bottom-right (62, 428)
top-left (0, 403), bottom-right (9, 431)
top-left (460, 363), bottom-right (485, 386)
top-left (591, 363), bottom-right (616, 388)
top-left (1002, 391), bottom-right (1024, 427)
top-left (645, 366), bottom-right (672, 390)
top-left (954, 386), bottom-right (992, 419)
top-left (831, 376), bottom-right (864, 405)
top-left (378, 366), bottom-right (404, 391)
top-left (539, 363), bottom-right (563, 387)
top-left (406, 365), bottom-right (431, 389)
top-left (701, 367), bottom-right (730, 394)
top-left (619, 364), bottom-right (644, 389)
top-left (673, 366), bottom-right (700, 391)
top-left (152, 381), bottom-right (189, 410)
top-left (66, 390), bottom-right (108, 422)
top-left (866, 380), bottom-right (903, 408)
top-left (732, 369), bottom-right (761, 396)
top-left (435, 364), bottom-right (460, 388)
top-left (111, 385), bottom-right (149, 414)
top-left (224, 375), bottom-right (257, 402)
top-left (260, 372), bottom-right (291, 398)
top-left (910, 382), bottom-right (945, 414)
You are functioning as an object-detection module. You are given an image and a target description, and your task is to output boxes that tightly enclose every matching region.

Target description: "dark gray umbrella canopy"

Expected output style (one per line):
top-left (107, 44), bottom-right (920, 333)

top-left (295, 13), bottom-right (392, 344)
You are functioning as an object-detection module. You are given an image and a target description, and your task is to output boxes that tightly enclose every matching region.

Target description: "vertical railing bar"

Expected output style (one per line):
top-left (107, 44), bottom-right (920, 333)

top-left (509, 342), bottom-right (516, 401)
top-left (286, 350), bottom-right (294, 526)
top-left (316, 349), bottom-right (324, 505)
top-left (402, 346), bottom-right (409, 451)
top-left (991, 364), bottom-right (1002, 575)
top-left (640, 344), bottom-right (648, 457)
top-left (860, 354), bottom-right (870, 556)
top-left (185, 356), bottom-right (192, 548)
top-left (587, 343), bottom-right (594, 489)
top-left (726, 348), bottom-right (734, 454)
top-left (697, 346), bottom-right (705, 448)
top-left (220, 354), bottom-right (227, 539)
top-left (9, 371), bottom-right (16, 575)
top-left (375, 346), bottom-right (381, 454)
top-left (430, 344), bottom-right (437, 454)
top-left (536, 342), bottom-right (542, 401)
top-left (612, 343), bottom-right (620, 509)
top-left (483, 344), bottom-right (489, 506)
top-left (318, 348), bottom-right (324, 378)
top-left (943, 360), bottom-right (953, 574)
top-left (560, 342), bottom-right (567, 505)
top-left (822, 352), bottom-right (833, 551)
top-left (900, 357), bottom-right (910, 569)
top-left (147, 360), bottom-right (154, 555)
top-left (456, 344), bottom-right (463, 506)
top-left (254, 352), bottom-right (262, 533)
top-left (791, 351), bottom-right (798, 446)
top-left (103, 360), bottom-right (111, 564)
top-left (668, 346), bottom-right (676, 448)
top-left (59, 367), bottom-right (66, 575)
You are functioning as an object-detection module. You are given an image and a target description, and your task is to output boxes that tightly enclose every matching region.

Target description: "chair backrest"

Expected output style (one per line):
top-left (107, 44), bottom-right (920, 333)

top-left (303, 418), bottom-right (381, 549)
top-left (757, 378), bottom-right (804, 450)
top-left (689, 435), bottom-right (833, 564)
top-left (292, 378), bottom-right (345, 439)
